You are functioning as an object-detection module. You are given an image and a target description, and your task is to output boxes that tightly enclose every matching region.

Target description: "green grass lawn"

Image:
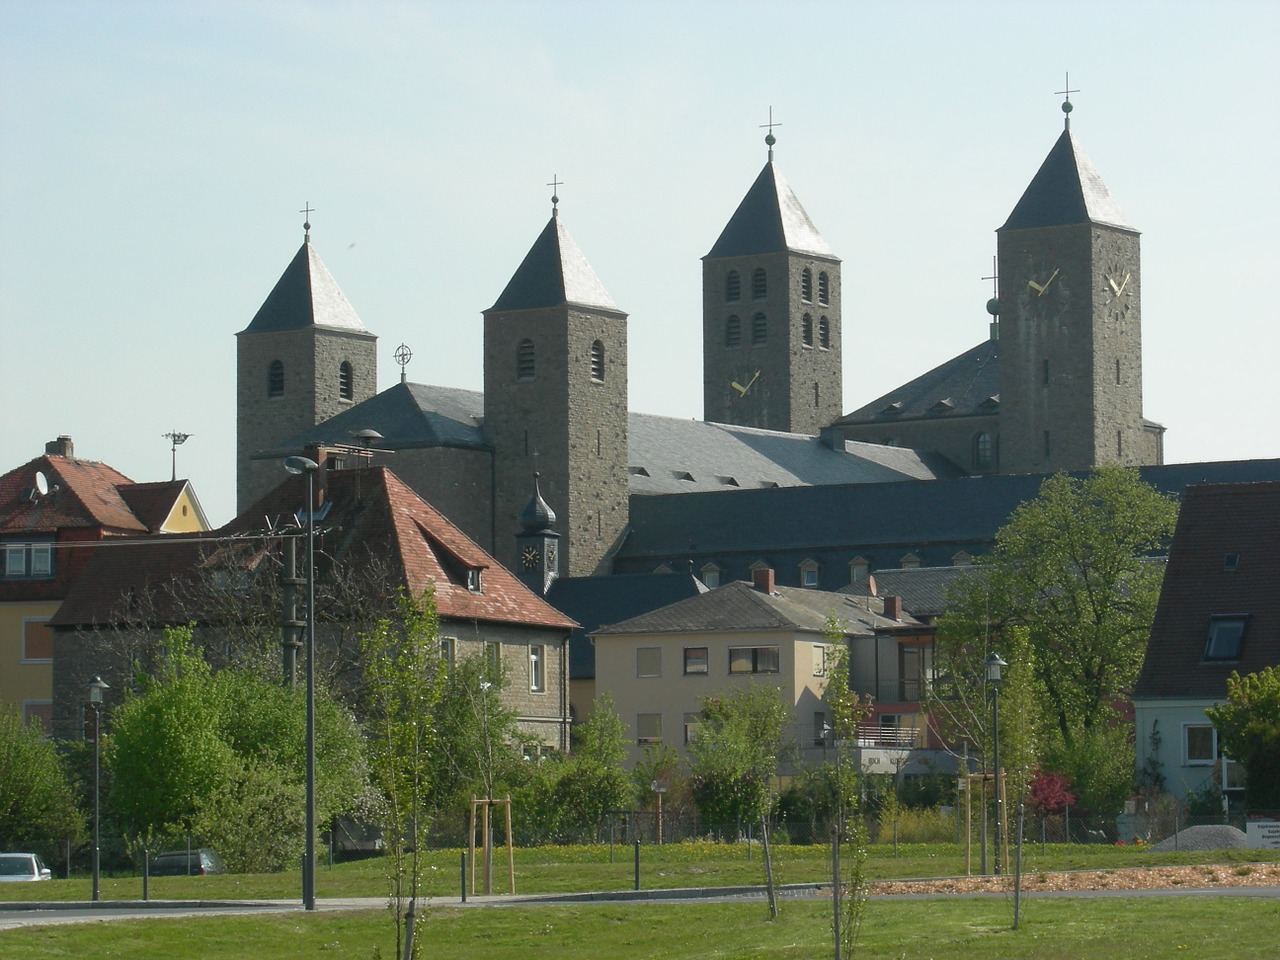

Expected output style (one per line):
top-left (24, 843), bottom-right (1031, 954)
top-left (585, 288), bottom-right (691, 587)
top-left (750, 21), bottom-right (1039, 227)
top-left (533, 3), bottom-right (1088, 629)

top-left (4, 841), bottom-right (1278, 903)
top-left (3, 895), bottom-right (1279, 959)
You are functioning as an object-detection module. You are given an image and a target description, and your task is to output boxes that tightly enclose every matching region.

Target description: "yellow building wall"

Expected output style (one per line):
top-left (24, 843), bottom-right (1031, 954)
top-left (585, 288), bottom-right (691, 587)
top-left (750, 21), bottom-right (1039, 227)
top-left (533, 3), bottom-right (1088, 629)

top-left (0, 600), bottom-right (58, 731)
top-left (160, 488), bottom-right (210, 533)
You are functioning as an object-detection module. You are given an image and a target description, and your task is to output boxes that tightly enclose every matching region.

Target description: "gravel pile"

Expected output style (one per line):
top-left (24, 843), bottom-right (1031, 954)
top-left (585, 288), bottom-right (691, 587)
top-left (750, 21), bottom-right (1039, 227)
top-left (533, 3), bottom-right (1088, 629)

top-left (1147, 824), bottom-right (1247, 853)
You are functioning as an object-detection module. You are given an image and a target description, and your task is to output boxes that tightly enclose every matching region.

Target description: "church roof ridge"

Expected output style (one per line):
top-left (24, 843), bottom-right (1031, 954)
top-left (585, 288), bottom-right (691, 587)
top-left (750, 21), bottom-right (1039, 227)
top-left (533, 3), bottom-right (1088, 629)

top-left (704, 161), bottom-right (837, 260)
top-left (1000, 128), bottom-right (1135, 233)
top-left (487, 214), bottom-right (622, 313)
top-left (239, 241), bottom-right (371, 336)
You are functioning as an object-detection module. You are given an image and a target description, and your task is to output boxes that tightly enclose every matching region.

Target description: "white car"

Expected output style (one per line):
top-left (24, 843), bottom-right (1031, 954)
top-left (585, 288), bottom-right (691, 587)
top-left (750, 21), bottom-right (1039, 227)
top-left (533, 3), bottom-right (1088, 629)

top-left (0, 853), bottom-right (52, 881)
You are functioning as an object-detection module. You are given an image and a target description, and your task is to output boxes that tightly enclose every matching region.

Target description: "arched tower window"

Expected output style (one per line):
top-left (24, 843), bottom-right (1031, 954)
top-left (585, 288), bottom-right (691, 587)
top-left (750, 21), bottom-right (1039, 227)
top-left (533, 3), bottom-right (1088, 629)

top-left (752, 312), bottom-right (767, 345)
top-left (725, 315), bottom-right (742, 347)
top-left (590, 340), bottom-right (605, 382)
top-left (725, 270), bottom-right (741, 302)
top-left (802, 314), bottom-right (814, 347)
top-left (818, 316), bottom-right (830, 349)
top-left (974, 431), bottom-right (993, 470)
top-left (818, 272), bottom-right (830, 305)
top-left (752, 267), bottom-right (767, 300)
top-left (801, 268), bottom-right (813, 303)
top-left (517, 339), bottom-right (535, 381)
top-left (267, 360), bottom-right (284, 398)
top-left (339, 361), bottom-right (353, 400)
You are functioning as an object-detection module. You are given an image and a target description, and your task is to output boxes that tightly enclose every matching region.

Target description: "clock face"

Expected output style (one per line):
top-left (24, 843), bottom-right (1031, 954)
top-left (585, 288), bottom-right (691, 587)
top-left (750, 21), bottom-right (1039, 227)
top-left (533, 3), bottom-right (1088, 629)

top-left (729, 368), bottom-right (761, 399)
top-left (521, 545), bottom-right (539, 570)
top-left (1022, 260), bottom-right (1067, 321)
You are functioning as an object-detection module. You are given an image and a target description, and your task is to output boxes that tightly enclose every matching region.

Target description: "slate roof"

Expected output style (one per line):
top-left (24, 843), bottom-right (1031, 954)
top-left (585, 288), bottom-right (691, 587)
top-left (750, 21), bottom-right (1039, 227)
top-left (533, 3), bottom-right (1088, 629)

top-left (836, 339), bottom-right (1000, 426)
top-left (50, 467), bottom-right (576, 632)
top-left (488, 215), bottom-right (622, 313)
top-left (594, 580), bottom-right (919, 638)
top-left (848, 565), bottom-right (986, 620)
top-left (1134, 482), bottom-right (1280, 701)
top-left (546, 572), bottom-right (707, 681)
top-left (239, 241), bottom-right (370, 335)
top-left (705, 161), bottom-right (837, 260)
top-left (1000, 129), bottom-right (1135, 233)
top-left (1, 454), bottom-right (149, 537)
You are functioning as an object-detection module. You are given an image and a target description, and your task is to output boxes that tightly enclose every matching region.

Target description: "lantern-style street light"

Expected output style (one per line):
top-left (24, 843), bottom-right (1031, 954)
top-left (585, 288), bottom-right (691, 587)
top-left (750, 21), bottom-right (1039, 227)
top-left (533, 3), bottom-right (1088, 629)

top-left (87, 675), bottom-right (109, 902)
top-left (984, 652), bottom-right (1008, 876)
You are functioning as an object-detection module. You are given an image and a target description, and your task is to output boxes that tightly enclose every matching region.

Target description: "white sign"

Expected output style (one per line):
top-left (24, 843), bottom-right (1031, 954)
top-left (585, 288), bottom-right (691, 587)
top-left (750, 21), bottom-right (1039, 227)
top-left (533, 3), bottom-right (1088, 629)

top-left (1246, 818), bottom-right (1280, 850)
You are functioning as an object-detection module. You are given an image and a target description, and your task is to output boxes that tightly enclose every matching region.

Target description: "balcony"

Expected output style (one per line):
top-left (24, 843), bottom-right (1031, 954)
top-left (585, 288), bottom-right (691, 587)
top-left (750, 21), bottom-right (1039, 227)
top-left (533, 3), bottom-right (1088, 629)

top-left (853, 723), bottom-right (920, 748)
top-left (875, 679), bottom-right (929, 704)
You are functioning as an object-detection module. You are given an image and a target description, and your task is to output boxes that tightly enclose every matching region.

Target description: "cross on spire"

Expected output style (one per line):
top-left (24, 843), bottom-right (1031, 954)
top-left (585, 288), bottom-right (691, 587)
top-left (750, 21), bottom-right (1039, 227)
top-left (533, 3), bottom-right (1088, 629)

top-left (760, 106), bottom-right (781, 161)
top-left (547, 174), bottom-right (562, 217)
top-left (1055, 73), bottom-right (1079, 129)
top-left (299, 202), bottom-right (314, 242)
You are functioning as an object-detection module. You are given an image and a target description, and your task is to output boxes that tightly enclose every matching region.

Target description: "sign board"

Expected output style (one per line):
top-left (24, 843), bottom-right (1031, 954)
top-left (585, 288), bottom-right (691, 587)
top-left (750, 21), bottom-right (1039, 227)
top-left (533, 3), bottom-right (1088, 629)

top-left (1246, 817), bottom-right (1280, 850)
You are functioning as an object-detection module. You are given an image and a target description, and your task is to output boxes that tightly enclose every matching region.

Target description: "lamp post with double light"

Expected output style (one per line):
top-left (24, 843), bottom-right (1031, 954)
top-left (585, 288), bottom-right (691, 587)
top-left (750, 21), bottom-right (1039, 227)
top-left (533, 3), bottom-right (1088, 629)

top-left (283, 455), bottom-right (319, 911)
top-left (984, 651), bottom-right (1008, 876)
top-left (86, 675), bottom-right (109, 902)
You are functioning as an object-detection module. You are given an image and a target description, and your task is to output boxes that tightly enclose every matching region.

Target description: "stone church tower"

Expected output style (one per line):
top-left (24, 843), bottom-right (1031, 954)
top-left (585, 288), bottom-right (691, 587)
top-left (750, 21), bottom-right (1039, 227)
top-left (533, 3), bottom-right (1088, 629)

top-left (702, 131), bottom-right (842, 435)
top-left (236, 221), bottom-right (378, 512)
top-left (483, 200), bottom-right (628, 578)
top-left (997, 101), bottom-right (1161, 474)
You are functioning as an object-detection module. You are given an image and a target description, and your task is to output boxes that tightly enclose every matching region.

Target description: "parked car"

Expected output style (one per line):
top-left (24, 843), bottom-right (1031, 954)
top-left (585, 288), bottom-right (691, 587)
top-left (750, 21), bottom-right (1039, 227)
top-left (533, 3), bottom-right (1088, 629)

top-left (0, 853), bottom-right (52, 881)
top-left (149, 849), bottom-right (226, 876)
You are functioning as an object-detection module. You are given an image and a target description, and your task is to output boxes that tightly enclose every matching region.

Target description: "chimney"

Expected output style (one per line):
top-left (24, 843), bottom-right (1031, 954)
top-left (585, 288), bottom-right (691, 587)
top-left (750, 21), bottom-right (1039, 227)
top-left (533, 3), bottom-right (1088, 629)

top-left (46, 436), bottom-right (74, 459)
top-left (882, 595), bottom-right (903, 620)
top-left (752, 568), bottom-right (776, 594)
top-left (301, 444), bottom-right (329, 511)
top-left (818, 426), bottom-right (845, 451)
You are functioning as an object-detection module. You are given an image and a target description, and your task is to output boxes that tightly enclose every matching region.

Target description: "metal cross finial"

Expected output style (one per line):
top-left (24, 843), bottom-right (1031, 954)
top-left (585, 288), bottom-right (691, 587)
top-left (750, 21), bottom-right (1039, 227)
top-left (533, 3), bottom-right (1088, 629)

top-left (299, 202), bottom-right (314, 241)
top-left (547, 174), bottom-right (562, 217)
top-left (760, 106), bottom-right (781, 160)
top-left (1055, 73), bottom-right (1079, 129)
top-left (394, 342), bottom-right (413, 384)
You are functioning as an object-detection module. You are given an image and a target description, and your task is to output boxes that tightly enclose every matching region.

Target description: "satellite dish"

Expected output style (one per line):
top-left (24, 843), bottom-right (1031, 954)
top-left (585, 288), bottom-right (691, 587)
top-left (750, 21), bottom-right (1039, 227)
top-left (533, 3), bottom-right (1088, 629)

top-left (867, 574), bottom-right (878, 598)
top-left (34, 471), bottom-right (49, 496)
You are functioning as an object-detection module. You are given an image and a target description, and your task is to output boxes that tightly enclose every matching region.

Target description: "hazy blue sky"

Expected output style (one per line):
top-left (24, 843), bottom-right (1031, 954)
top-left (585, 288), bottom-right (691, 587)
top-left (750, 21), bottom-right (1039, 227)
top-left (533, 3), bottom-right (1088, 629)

top-left (3, 1), bottom-right (1276, 526)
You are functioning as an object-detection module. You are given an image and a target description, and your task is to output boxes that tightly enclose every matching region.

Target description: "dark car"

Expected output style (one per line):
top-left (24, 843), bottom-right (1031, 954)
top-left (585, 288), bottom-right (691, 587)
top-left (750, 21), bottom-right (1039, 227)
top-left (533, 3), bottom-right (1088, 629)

top-left (149, 849), bottom-right (226, 876)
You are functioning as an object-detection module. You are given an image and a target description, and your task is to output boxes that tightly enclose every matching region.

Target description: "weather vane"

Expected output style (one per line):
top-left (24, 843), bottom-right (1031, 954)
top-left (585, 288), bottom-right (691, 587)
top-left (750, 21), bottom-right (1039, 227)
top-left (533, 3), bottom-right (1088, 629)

top-left (394, 342), bottom-right (413, 383)
top-left (162, 430), bottom-right (191, 481)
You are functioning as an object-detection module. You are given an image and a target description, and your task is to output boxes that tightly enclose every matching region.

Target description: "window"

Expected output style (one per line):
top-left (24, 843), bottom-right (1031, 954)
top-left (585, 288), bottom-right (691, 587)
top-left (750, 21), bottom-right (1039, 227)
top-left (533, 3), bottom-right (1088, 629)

top-left (683, 647), bottom-right (709, 675)
top-left (529, 644), bottom-right (546, 692)
top-left (818, 316), bottom-right (830, 349)
top-left (4, 542), bottom-right (53, 579)
top-left (484, 641), bottom-right (501, 672)
top-left (818, 272), bottom-right (830, 305)
top-left (1115, 358), bottom-right (1122, 385)
top-left (1043, 359), bottom-right (1050, 385)
top-left (517, 339), bottom-right (535, 381)
top-left (23, 702), bottom-right (52, 734)
top-left (637, 713), bottom-right (662, 745)
top-left (637, 647), bottom-right (662, 678)
top-left (1224, 554), bottom-right (1240, 572)
top-left (467, 569), bottom-right (482, 593)
top-left (752, 312), bottom-right (767, 345)
top-left (1117, 430), bottom-right (1124, 458)
top-left (683, 712), bottom-right (701, 744)
top-left (440, 636), bottom-right (456, 666)
top-left (849, 557), bottom-right (869, 584)
top-left (812, 644), bottom-right (830, 677)
top-left (802, 314), bottom-right (813, 347)
top-left (752, 267), bottom-right (767, 299)
top-left (700, 564), bottom-right (721, 589)
top-left (974, 432), bottom-right (993, 470)
top-left (801, 268), bottom-right (813, 302)
top-left (900, 553), bottom-right (921, 569)
top-left (1185, 724), bottom-right (1215, 765)
top-left (23, 619), bottom-right (52, 662)
top-left (725, 315), bottom-right (742, 347)
top-left (725, 270), bottom-right (741, 302)
top-left (268, 360), bottom-right (284, 398)
top-left (5, 543), bottom-right (24, 575)
top-left (729, 645), bottom-right (780, 674)
top-left (800, 559), bottom-right (819, 588)
top-left (1204, 615), bottom-right (1247, 661)
top-left (339, 361), bottom-right (354, 400)
top-left (590, 340), bottom-right (605, 382)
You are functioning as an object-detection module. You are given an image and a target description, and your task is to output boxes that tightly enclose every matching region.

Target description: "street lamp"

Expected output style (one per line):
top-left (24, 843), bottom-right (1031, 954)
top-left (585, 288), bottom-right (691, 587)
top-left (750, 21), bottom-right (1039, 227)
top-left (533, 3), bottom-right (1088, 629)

top-left (86, 675), bottom-right (109, 902)
top-left (283, 455), bottom-right (319, 911)
top-left (650, 780), bottom-right (668, 845)
top-left (984, 651), bottom-right (1008, 876)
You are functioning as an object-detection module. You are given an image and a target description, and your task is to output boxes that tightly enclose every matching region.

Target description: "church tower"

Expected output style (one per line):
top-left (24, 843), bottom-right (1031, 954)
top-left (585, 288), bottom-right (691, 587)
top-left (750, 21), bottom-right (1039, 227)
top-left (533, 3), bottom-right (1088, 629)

top-left (997, 98), bottom-right (1161, 474)
top-left (703, 127), bottom-right (842, 435)
top-left (483, 195), bottom-right (628, 578)
top-left (236, 217), bottom-right (377, 512)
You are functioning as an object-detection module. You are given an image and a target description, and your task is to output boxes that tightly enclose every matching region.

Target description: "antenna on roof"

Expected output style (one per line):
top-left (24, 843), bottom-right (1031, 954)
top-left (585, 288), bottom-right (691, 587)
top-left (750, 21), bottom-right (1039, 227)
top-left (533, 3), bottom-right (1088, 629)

top-left (162, 431), bottom-right (192, 481)
top-left (1056, 73), bottom-right (1079, 130)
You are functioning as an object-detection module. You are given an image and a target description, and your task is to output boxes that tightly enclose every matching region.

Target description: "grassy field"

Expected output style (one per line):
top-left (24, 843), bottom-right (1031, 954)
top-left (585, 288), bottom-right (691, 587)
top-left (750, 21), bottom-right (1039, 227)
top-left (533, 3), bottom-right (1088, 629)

top-left (3, 841), bottom-right (1280, 903)
top-left (3, 895), bottom-right (1279, 959)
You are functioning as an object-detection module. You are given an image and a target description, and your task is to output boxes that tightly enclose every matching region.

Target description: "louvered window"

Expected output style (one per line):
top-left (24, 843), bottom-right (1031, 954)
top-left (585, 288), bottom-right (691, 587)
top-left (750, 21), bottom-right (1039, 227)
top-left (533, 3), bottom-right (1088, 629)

top-left (725, 315), bottom-right (742, 347)
top-left (590, 340), bottom-right (605, 381)
top-left (802, 314), bottom-right (813, 347)
top-left (339, 361), bottom-right (353, 400)
top-left (752, 313), bottom-right (767, 345)
top-left (818, 272), bottom-right (830, 305)
top-left (818, 316), bottom-right (830, 349)
top-left (752, 267), bottom-right (767, 299)
top-left (725, 270), bottom-right (741, 302)
top-left (517, 339), bottom-right (535, 381)
top-left (268, 360), bottom-right (284, 398)
top-left (801, 268), bottom-right (813, 302)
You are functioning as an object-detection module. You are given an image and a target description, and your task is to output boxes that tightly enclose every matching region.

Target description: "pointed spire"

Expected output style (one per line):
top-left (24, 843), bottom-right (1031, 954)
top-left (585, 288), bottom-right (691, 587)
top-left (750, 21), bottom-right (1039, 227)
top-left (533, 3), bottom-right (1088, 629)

top-left (520, 473), bottom-right (557, 533)
top-left (488, 212), bottom-right (620, 312)
top-left (240, 234), bottom-right (370, 334)
top-left (705, 162), bottom-right (836, 259)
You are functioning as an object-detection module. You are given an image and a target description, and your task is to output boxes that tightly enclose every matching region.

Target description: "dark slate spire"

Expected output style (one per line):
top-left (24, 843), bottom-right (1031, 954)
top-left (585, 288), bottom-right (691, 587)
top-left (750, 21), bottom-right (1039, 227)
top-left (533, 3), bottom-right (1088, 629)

top-left (704, 162), bottom-right (836, 260)
top-left (520, 473), bottom-right (557, 533)
top-left (1000, 129), bottom-right (1134, 232)
top-left (488, 215), bottom-right (619, 312)
top-left (240, 241), bottom-right (369, 334)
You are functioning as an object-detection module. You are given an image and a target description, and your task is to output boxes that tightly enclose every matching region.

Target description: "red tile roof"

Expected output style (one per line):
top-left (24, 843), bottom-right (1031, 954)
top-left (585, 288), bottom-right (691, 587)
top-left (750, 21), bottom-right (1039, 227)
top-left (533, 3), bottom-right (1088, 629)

top-left (1134, 482), bottom-right (1280, 701)
top-left (117, 480), bottom-right (193, 532)
top-left (0, 455), bottom-right (148, 536)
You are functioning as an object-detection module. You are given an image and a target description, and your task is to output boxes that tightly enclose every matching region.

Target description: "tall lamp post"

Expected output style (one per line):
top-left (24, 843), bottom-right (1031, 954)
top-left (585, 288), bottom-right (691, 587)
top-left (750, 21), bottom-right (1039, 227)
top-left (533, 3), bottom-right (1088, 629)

top-left (284, 455), bottom-right (319, 911)
top-left (984, 652), bottom-right (1008, 876)
top-left (87, 676), bottom-right (109, 902)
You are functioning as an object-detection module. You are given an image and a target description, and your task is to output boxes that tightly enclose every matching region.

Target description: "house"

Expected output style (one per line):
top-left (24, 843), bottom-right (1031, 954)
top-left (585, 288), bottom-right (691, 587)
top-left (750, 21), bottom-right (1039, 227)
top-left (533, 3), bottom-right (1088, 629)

top-left (48, 458), bottom-right (577, 748)
top-left (0, 436), bottom-right (208, 730)
top-left (591, 568), bottom-right (930, 771)
top-left (1133, 482), bottom-right (1280, 803)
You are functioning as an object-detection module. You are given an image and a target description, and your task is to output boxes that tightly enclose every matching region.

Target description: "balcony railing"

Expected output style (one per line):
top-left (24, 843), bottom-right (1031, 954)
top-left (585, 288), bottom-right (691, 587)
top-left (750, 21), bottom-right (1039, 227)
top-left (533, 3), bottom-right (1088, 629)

top-left (853, 723), bottom-right (920, 748)
top-left (875, 679), bottom-right (928, 704)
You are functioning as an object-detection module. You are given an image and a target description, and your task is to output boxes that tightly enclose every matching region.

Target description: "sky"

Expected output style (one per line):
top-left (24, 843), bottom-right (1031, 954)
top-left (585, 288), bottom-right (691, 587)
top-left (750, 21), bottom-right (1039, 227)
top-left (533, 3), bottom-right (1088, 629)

top-left (2, 0), bottom-right (1277, 527)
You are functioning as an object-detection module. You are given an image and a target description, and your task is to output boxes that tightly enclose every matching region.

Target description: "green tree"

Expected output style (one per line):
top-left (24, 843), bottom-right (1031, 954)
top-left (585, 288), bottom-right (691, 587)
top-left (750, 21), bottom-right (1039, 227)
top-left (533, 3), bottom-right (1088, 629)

top-left (932, 466), bottom-right (1176, 813)
top-left (360, 592), bottom-right (446, 960)
top-left (688, 685), bottom-right (788, 828)
top-left (1208, 667), bottom-right (1280, 811)
top-left (0, 708), bottom-right (84, 844)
